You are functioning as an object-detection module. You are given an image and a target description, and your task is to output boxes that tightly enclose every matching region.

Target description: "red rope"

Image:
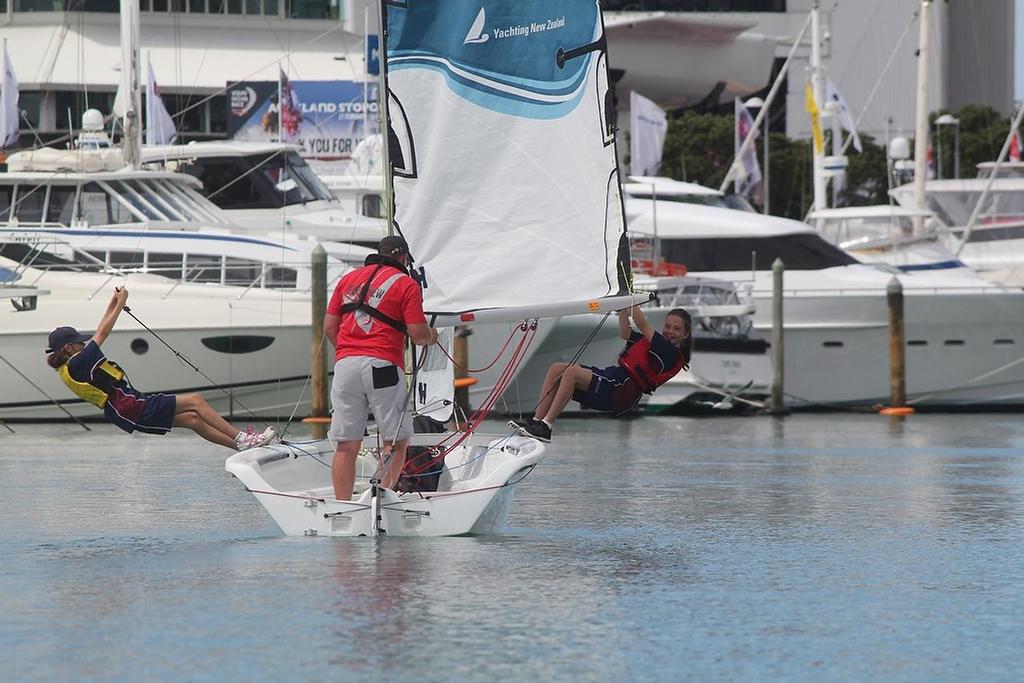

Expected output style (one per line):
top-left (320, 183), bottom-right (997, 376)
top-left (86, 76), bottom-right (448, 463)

top-left (435, 323), bottom-right (524, 373)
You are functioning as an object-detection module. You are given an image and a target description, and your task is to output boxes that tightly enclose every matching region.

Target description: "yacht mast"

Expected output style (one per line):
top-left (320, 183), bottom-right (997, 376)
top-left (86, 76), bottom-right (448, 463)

top-left (375, 1), bottom-right (393, 239)
top-left (911, 0), bottom-right (932, 234)
top-left (810, 1), bottom-right (827, 213)
top-left (119, 0), bottom-right (142, 168)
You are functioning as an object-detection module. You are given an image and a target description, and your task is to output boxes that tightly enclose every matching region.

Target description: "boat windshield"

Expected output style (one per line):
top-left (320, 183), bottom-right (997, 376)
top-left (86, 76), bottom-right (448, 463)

top-left (639, 234), bottom-right (860, 271)
top-left (0, 177), bottom-right (224, 227)
top-left (926, 189), bottom-right (1024, 228)
top-left (180, 151), bottom-right (333, 210)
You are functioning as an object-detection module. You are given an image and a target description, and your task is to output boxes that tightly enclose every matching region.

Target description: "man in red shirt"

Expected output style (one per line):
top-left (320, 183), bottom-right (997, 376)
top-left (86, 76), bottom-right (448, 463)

top-left (324, 236), bottom-right (437, 500)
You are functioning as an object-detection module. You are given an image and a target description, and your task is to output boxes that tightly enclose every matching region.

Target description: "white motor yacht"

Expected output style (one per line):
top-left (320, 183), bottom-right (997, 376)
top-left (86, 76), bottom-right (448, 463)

top-left (625, 176), bottom-right (1024, 407)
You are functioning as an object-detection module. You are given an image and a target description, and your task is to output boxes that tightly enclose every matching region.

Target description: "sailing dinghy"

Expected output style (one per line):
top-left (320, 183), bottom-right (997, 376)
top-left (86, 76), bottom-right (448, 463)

top-left (226, 0), bottom-right (645, 536)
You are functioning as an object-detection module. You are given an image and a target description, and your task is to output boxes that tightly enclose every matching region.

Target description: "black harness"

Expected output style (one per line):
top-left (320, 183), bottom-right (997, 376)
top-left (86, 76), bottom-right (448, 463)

top-left (338, 256), bottom-right (409, 334)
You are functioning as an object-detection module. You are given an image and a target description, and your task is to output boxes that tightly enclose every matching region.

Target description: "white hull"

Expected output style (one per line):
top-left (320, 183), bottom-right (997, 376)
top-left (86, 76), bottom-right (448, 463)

top-left (746, 284), bottom-right (1024, 406)
top-left (225, 432), bottom-right (544, 537)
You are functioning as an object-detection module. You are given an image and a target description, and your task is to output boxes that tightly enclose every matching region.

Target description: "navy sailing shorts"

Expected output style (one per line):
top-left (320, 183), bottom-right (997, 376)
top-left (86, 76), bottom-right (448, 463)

top-left (104, 389), bottom-right (177, 435)
top-left (573, 365), bottom-right (638, 413)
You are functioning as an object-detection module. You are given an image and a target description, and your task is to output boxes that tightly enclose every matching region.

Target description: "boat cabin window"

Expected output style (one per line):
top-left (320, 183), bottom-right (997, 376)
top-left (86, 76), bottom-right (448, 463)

top-left (0, 184), bottom-right (12, 221)
top-left (638, 234), bottom-right (860, 271)
top-left (46, 186), bottom-right (77, 225)
top-left (361, 193), bottom-right (384, 218)
top-left (78, 183), bottom-right (140, 225)
top-left (12, 185), bottom-right (46, 223)
top-left (186, 254), bottom-right (224, 283)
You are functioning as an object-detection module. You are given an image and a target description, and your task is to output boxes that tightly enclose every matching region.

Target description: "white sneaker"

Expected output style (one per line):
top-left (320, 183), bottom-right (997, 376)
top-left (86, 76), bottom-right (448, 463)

top-left (235, 427), bottom-right (277, 451)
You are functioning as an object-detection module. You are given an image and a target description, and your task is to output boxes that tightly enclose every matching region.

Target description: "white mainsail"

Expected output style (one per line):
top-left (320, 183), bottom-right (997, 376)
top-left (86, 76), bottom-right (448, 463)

top-left (382, 0), bottom-right (632, 315)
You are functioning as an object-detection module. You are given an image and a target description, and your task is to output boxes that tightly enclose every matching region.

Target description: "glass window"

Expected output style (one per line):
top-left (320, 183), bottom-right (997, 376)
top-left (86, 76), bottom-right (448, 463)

top-left (18, 92), bottom-right (41, 129)
top-left (225, 258), bottom-right (264, 286)
top-left (46, 186), bottom-right (76, 225)
top-left (288, 0), bottom-right (333, 18)
top-left (14, 1), bottom-right (62, 10)
top-left (266, 267), bottom-right (297, 288)
top-left (264, 0), bottom-right (276, 13)
top-left (227, 0), bottom-right (241, 11)
top-left (361, 193), bottom-right (383, 218)
top-left (0, 185), bottom-right (13, 221)
top-left (125, 180), bottom-right (184, 220)
top-left (54, 91), bottom-right (116, 132)
top-left (107, 181), bottom-right (167, 220)
top-left (188, 0), bottom-right (204, 10)
top-left (184, 254), bottom-right (223, 283)
top-left (109, 250), bottom-right (145, 268)
top-left (147, 252), bottom-right (183, 279)
top-left (78, 182), bottom-right (139, 225)
top-left (647, 234), bottom-right (860, 272)
top-left (12, 185), bottom-right (46, 223)
top-left (151, 0), bottom-right (167, 10)
top-left (193, 159), bottom-right (272, 209)
top-left (245, 0), bottom-right (259, 12)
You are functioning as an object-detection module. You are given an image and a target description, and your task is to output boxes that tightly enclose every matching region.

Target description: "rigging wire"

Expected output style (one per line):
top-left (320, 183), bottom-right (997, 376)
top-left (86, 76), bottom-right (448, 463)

top-left (118, 304), bottom-right (268, 426)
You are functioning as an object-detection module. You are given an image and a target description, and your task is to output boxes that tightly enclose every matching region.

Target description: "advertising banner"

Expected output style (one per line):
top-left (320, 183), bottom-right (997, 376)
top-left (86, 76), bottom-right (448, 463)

top-left (226, 79), bottom-right (379, 161)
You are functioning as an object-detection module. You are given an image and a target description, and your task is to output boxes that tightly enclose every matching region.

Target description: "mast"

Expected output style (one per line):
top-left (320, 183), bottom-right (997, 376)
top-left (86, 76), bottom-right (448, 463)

top-left (119, 0), bottom-right (142, 168)
top-left (375, 0), bottom-right (394, 239)
top-left (911, 0), bottom-right (932, 234)
top-left (810, 1), bottom-right (827, 213)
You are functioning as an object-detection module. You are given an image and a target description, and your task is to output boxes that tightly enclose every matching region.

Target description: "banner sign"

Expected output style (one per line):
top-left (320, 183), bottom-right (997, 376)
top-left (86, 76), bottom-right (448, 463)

top-left (226, 80), bottom-right (379, 160)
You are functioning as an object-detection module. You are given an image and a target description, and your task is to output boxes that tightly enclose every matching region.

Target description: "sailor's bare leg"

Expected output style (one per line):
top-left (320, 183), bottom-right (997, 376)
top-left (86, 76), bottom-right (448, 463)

top-left (541, 366), bottom-right (593, 424)
top-left (534, 362), bottom-right (570, 420)
top-left (332, 440), bottom-right (362, 500)
top-left (173, 410), bottom-right (236, 448)
top-left (174, 393), bottom-right (239, 440)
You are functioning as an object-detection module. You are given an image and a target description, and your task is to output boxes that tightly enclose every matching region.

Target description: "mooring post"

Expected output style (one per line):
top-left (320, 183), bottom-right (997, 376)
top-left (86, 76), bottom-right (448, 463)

top-left (770, 258), bottom-right (786, 414)
top-left (887, 276), bottom-right (906, 407)
top-left (309, 244), bottom-right (329, 438)
top-left (453, 326), bottom-right (471, 420)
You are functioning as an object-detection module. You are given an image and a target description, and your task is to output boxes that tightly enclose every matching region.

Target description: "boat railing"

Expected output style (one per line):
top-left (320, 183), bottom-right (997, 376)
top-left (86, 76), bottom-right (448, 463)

top-left (1, 235), bottom-right (304, 300)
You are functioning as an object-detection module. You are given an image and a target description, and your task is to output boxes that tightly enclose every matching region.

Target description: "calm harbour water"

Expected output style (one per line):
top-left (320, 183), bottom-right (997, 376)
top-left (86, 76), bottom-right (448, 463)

top-left (2, 413), bottom-right (1024, 682)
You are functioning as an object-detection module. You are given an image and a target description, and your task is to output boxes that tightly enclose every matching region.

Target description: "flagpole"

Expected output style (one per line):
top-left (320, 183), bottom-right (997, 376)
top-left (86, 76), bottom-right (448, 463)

top-left (718, 11), bottom-right (811, 194)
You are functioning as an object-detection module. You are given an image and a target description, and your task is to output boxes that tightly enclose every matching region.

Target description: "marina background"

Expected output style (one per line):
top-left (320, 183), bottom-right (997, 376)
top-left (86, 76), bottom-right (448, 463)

top-left (3, 414), bottom-right (1024, 682)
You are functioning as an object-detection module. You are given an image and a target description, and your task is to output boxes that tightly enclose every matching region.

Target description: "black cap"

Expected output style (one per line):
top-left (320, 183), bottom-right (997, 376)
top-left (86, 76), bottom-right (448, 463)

top-left (46, 326), bottom-right (91, 353)
top-left (378, 235), bottom-right (412, 262)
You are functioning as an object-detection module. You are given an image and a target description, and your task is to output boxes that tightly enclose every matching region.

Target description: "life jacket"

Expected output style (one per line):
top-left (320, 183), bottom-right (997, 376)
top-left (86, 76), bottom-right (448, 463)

top-left (338, 255), bottom-right (410, 334)
top-left (617, 335), bottom-right (685, 394)
top-left (57, 356), bottom-right (126, 409)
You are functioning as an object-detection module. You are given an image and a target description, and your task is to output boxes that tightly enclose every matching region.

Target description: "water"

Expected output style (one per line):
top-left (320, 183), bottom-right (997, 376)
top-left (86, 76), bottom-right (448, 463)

top-left (3, 414), bottom-right (1024, 682)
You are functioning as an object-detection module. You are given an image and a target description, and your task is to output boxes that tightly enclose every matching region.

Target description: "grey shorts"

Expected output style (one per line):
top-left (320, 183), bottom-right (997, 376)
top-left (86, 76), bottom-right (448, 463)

top-left (329, 356), bottom-right (413, 443)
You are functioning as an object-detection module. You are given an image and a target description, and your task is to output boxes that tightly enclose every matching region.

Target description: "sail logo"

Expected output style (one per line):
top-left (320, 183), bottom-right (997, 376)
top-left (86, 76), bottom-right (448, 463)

top-left (463, 8), bottom-right (489, 45)
top-left (463, 7), bottom-right (568, 45)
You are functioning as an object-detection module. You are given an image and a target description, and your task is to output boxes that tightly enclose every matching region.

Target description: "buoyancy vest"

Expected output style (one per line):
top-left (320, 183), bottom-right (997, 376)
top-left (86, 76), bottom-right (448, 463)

top-left (338, 256), bottom-right (410, 334)
top-left (57, 356), bottom-right (126, 409)
top-left (617, 335), bottom-right (686, 394)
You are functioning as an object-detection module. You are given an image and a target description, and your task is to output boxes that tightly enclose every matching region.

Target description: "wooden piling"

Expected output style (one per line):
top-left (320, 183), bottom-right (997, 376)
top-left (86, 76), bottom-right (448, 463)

top-left (770, 258), bottom-right (786, 414)
top-left (308, 244), bottom-right (329, 437)
top-left (453, 326), bottom-right (471, 420)
top-left (883, 276), bottom-right (911, 413)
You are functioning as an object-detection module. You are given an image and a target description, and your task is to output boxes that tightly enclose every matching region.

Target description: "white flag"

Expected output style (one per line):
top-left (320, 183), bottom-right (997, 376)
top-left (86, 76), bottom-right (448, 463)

top-left (145, 59), bottom-right (176, 145)
top-left (1, 42), bottom-right (20, 150)
top-left (733, 98), bottom-right (762, 198)
top-left (825, 78), bottom-right (862, 153)
top-left (629, 91), bottom-right (667, 176)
